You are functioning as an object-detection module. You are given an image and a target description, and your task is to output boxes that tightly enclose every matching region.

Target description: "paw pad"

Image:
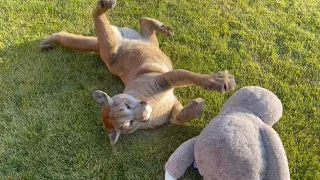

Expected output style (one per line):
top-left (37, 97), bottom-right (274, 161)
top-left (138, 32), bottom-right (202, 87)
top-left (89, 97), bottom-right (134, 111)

top-left (97, 0), bottom-right (116, 10)
top-left (160, 25), bottom-right (174, 36)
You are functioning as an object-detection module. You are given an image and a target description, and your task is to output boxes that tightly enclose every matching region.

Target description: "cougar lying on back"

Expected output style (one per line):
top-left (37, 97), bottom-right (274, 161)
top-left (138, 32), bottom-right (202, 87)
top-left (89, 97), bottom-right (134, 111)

top-left (40, 0), bottom-right (236, 144)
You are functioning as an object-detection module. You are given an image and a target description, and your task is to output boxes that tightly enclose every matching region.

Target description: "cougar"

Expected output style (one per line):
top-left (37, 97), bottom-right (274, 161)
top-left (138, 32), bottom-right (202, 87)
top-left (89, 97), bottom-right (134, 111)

top-left (40, 0), bottom-right (236, 144)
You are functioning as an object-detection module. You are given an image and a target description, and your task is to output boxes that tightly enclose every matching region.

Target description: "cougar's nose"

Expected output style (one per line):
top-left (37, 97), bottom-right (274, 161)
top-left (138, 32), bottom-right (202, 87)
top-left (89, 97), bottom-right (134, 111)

top-left (140, 101), bottom-right (147, 106)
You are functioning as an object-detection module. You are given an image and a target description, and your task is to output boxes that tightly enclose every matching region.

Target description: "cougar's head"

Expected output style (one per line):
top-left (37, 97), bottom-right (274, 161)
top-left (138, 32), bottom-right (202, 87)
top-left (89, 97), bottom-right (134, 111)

top-left (92, 90), bottom-right (152, 145)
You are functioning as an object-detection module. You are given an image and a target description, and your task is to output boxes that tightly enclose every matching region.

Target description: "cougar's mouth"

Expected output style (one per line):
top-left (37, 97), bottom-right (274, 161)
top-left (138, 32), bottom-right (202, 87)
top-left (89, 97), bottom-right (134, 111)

top-left (129, 120), bottom-right (134, 127)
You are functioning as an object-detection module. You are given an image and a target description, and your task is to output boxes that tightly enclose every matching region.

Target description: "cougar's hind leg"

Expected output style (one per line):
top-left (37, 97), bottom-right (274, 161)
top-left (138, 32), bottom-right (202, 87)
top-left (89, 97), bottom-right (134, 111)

top-left (139, 17), bottom-right (174, 47)
top-left (93, 0), bottom-right (119, 70)
top-left (40, 31), bottom-right (99, 52)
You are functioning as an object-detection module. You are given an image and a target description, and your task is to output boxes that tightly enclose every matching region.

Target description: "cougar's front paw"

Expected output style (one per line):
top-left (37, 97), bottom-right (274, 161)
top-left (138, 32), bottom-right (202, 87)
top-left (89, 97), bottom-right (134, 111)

top-left (159, 25), bottom-right (174, 36)
top-left (176, 98), bottom-right (205, 124)
top-left (97, 0), bottom-right (116, 10)
top-left (202, 71), bottom-right (236, 92)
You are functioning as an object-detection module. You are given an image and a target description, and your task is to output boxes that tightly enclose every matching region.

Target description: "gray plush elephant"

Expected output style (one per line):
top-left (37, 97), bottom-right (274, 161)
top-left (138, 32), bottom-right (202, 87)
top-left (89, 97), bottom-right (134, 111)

top-left (165, 86), bottom-right (290, 180)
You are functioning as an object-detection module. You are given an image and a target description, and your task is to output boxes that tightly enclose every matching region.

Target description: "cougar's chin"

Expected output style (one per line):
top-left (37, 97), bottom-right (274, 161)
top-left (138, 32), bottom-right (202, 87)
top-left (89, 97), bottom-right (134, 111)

top-left (122, 121), bottom-right (144, 134)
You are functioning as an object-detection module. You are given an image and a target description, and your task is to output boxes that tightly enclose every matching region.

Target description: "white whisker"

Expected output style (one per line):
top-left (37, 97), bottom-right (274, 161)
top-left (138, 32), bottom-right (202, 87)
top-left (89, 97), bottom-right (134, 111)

top-left (144, 122), bottom-right (160, 133)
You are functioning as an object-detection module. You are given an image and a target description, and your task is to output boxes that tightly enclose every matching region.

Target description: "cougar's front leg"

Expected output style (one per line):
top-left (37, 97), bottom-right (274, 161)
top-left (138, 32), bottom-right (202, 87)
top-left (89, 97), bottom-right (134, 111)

top-left (157, 69), bottom-right (236, 93)
top-left (94, 0), bottom-right (119, 70)
top-left (170, 98), bottom-right (205, 125)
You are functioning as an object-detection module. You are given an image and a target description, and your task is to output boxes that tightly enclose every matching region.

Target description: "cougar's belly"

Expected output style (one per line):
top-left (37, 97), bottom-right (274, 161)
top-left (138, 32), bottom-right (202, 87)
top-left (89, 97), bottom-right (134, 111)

top-left (112, 40), bottom-right (173, 78)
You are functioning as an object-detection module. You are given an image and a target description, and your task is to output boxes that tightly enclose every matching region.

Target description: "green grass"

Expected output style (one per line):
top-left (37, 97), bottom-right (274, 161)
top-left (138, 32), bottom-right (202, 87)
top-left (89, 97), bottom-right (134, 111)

top-left (0, 0), bottom-right (319, 179)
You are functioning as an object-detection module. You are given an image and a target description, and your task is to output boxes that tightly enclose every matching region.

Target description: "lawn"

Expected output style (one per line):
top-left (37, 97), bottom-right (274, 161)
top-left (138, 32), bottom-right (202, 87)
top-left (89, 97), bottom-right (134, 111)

top-left (0, 0), bottom-right (319, 179)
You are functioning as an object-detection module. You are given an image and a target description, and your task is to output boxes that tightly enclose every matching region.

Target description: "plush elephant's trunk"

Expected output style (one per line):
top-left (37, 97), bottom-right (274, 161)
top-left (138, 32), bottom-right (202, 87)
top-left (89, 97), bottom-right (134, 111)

top-left (164, 137), bottom-right (198, 179)
top-left (261, 127), bottom-right (290, 180)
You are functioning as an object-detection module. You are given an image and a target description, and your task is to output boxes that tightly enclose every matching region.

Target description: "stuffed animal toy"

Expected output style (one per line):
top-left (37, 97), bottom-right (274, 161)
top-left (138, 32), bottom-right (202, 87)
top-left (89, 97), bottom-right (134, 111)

top-left (165, 86), bottom-right (290, 180)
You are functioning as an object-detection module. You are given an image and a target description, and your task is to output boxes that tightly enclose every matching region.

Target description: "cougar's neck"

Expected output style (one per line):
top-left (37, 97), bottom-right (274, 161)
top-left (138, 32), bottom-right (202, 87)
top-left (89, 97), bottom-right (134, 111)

top-left (124, 89), bottom-right (150, 101)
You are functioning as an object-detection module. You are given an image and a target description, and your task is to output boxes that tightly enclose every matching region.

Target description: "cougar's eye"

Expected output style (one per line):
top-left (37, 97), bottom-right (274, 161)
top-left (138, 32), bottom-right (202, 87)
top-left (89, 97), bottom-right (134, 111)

top-left (125, 103), bottom-right (131, 109)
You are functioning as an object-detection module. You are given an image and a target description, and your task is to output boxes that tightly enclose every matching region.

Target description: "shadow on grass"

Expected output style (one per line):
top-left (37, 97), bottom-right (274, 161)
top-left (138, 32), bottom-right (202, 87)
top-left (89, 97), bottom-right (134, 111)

top-left (0, 40), bottom-right (124, 93)
top-left (0, 40), bottom-right (210, 179)
top-left (113, 124), bottom-right (204, 180)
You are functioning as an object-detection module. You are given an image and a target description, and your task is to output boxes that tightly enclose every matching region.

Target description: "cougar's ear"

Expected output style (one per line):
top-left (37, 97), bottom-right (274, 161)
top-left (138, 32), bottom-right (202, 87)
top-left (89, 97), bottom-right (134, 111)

top-left (92, 90), bottom-right (113, 105)
top-left (108, 131), bottom-right (121, 145)
top-left (101, 106), bottom-right (119, 145)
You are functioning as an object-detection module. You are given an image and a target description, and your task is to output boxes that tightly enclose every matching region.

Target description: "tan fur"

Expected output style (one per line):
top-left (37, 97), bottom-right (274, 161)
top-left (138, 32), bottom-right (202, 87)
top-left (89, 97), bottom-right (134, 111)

top-left (40, 0), bottom-right (236, 144)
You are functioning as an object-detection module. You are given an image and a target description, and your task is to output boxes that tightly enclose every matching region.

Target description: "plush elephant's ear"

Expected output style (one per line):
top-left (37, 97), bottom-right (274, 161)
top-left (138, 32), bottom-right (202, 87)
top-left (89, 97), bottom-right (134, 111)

top-left (92, 90), bottom-right (113, 105)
